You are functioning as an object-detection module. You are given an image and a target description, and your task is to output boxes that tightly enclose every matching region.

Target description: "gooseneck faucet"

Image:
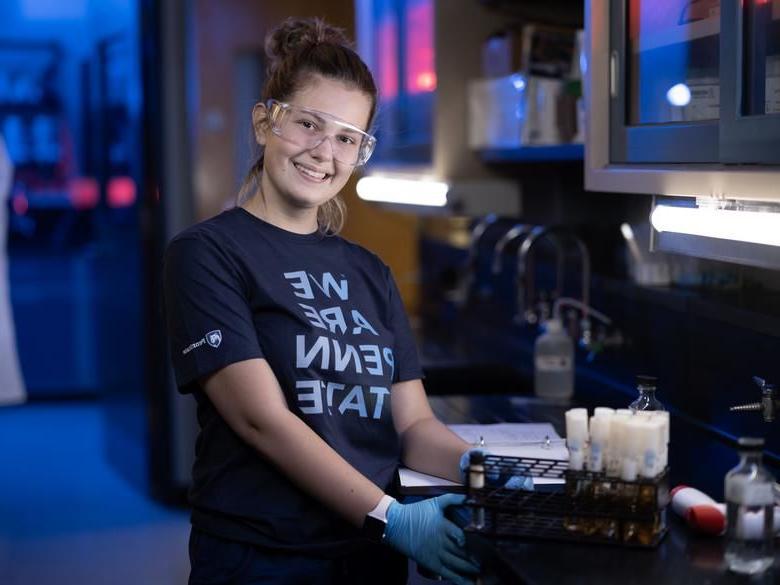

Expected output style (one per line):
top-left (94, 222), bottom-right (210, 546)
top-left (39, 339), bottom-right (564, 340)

top-left (562, 233), bottom-right (592, 345)
top-left (491, 223), bottom-right (533, 275)
top-left (516, 226), bottom-right (590, 326)
top-left (516, 226), bottom-right (561, 324)
top-left (452, 214), bottom-right (498, 307)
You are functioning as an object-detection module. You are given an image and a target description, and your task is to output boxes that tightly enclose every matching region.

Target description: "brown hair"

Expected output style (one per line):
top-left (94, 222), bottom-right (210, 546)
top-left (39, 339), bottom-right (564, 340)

top-left (238, 17), bottom-right (378, 235)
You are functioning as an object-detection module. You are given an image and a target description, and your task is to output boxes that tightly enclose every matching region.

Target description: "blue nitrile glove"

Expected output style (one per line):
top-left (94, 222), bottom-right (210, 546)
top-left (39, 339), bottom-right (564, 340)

top-left (384, 494), bottom-right (479, 585)
top-left (459, 448), bottom-right (534, 491)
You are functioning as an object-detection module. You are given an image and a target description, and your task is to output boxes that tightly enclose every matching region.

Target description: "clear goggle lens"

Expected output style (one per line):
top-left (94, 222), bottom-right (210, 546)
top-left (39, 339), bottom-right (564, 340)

top-left (266, 99), bottom-right (376, 166)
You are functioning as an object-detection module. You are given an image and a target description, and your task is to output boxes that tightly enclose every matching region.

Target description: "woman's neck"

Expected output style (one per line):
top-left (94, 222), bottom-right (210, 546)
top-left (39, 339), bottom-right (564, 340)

top-left (241, 190), bottom-right (319, 235)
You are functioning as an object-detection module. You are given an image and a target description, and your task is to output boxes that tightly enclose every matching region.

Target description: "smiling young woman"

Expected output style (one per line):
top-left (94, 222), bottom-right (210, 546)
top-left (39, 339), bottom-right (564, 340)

top-left (245, 75), bottom-right (373, 231)
top-left (162, 17), bottom-right (483, 585)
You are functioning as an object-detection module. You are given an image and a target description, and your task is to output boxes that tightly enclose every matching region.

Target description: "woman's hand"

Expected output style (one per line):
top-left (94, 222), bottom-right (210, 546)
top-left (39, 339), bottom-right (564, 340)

top-left (383, 494), bottom-right (479, 585)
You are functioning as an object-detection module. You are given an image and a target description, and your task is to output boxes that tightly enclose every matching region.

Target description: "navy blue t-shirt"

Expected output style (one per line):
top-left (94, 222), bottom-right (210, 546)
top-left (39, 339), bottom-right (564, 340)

top-left (163, 207), bottom-right (423, 555)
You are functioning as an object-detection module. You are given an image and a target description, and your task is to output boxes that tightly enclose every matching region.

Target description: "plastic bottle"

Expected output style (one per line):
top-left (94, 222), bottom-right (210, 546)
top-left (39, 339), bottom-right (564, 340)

top-left (628, 374), bottom-right (665, 411)
top-left (533, 318), bottom-right (574, 399)
top-left (724, 437), bottom-right (775, 575)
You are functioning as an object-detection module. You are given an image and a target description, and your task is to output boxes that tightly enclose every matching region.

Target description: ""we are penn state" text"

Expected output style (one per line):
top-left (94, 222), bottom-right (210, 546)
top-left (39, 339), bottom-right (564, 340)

top-left (284, 270), bottom-right (394, 420)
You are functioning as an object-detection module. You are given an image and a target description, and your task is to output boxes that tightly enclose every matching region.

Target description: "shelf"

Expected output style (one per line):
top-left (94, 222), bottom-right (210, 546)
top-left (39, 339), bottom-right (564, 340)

top-left (479, 144), bottom-right (583, 163)
top-left (633, 18), bottom-right (719, 53)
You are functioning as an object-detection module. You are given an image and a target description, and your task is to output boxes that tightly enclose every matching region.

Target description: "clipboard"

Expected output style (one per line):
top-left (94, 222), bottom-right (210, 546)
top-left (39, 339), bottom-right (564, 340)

top-left (398, 423), bottom-right (568, 495)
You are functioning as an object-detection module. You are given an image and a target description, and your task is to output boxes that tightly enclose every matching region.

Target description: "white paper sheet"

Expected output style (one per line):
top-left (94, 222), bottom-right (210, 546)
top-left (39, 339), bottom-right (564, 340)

top-left (399, 423), bottom-right (569, 490)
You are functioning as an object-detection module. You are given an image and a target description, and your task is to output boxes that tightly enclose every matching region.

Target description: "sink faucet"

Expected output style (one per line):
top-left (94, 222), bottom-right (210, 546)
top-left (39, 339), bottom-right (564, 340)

top-left (451, 213), bottom-right (498, 307)
top-left (516, 226), bottom-right (589, 326)
top-left (516, 225), bottom-right (558, 324)
top-left (730, 376), bottom-right (779, 423)
top-left (491, 223), bottom-right (533, 275)
top-left (563, 233), bottom-right (592, 346)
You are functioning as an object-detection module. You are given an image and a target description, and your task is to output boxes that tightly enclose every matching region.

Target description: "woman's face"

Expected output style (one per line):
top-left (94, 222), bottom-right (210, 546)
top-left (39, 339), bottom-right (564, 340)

top-left (256, 75), bottom-right (373, 222)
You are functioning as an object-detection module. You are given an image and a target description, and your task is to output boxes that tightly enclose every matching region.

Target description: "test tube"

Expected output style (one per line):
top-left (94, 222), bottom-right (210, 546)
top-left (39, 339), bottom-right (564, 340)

top-left (594, 407), bottom-right (615, 418)
top-left (652, 411), bottom-right (670, 470)
top-left (565, 408), bottom-right (589, 471)
top-left (621, 418), bottom-right (642, 482)
top-left (468, 450), bottom-right (486, 530)
top-left (608, 412), bottom-right (630, 477)
top-left (638, 419), bottom-right (664, 479)
top-left (589, 415), bottom-right (610, 473)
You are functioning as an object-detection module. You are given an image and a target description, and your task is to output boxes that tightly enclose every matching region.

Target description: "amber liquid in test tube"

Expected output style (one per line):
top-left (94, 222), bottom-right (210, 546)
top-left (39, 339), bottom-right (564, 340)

top-left (588, 413), bottom-right (613, 537)
top-left (621, 418), bottom-right (644, 543)
top-left (564, 409), bottom-right (589, 533)
top-left (637, 418), bottom-right (665, 545)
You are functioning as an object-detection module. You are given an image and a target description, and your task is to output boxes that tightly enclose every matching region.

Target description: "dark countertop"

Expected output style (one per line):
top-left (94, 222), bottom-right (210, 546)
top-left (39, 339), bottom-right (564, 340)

top-left (426, 394), bottom-right (780, 584)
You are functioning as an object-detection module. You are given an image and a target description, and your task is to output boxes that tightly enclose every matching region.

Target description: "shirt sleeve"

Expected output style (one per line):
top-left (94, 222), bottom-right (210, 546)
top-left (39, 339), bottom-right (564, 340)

top-left (163, 233), bottom-right (264, 392)
top-left (385, 266), bottom-right (424, 384)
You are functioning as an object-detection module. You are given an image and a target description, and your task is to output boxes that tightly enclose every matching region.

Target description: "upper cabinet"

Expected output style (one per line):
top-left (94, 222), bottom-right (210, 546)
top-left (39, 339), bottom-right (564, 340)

top-left (586, 0), bottom-right (780, 200)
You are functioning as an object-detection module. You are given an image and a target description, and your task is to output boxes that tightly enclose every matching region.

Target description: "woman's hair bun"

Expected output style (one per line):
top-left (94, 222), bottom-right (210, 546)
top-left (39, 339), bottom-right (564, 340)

top-left (265, 17), bottom-right (351, 65)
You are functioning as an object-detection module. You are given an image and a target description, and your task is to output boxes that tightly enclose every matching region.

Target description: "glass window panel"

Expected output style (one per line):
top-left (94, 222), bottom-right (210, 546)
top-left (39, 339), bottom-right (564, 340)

top-left (628, 0), bottom-right (720, 124)
top-left (742, 0), bottom-right (780, 115)
top-left (374, 0), bottom-right (398, 102)
top-left (404, 0), bottom-right (436, 94)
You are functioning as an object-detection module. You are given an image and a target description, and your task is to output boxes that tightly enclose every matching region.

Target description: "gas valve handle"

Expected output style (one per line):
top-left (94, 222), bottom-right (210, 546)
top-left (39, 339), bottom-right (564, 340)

top-left (729, 376), bottom-right (778, 423)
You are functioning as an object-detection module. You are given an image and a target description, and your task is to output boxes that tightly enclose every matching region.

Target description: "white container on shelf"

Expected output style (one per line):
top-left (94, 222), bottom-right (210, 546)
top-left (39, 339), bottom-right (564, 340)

top-left (467, 74), bottom-right (527, 149)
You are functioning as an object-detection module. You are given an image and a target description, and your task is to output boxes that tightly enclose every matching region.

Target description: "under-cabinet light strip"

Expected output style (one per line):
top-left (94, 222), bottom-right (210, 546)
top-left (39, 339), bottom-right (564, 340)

top-left (650, 205), bottom-right (780, 247)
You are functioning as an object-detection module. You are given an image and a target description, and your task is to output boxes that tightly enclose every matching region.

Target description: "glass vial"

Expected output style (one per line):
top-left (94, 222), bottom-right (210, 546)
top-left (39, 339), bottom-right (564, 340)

top-left (628, 375), bottom-right (665, 412)
top-left (468, 451), bottom-right (486, 531)
top-left (724, 437), bottom-right (775, 575)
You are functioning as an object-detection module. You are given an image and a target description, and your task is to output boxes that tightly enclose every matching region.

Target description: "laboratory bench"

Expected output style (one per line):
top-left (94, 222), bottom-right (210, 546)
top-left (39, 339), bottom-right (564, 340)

top-left (414, 234), bottom-right (780, 583)
top-left (424, 393), bottom-right (780, 584)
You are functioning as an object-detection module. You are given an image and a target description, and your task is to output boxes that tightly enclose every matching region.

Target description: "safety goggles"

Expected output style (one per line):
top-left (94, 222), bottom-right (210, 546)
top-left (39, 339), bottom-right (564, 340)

top-left (265, 99), bottom-right (376, 167)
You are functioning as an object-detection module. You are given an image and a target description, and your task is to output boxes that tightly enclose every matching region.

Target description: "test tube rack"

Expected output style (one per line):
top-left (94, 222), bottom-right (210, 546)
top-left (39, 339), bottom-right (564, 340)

top-left (465, 454), bottom-right (670, 548)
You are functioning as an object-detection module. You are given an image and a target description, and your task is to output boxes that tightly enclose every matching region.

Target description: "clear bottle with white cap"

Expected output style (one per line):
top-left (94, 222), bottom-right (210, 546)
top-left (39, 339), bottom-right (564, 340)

top-left (534, 318), bottom-right (574, 399)
top-left (725, 437), bottom-right (775, 575)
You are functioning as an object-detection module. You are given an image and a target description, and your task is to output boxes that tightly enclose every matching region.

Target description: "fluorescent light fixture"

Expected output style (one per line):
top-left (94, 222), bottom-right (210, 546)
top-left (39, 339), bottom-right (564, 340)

top-left (356, 176), bottom-right (448, 207)
top-left (666, 83), bottom-right (691, 107)
top-left (651, 204), bottom-right (780, 246)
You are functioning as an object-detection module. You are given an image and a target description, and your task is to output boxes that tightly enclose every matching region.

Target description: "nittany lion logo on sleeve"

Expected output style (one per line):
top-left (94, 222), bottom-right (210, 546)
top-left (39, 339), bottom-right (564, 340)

top-left (206, 330), bottom-right (222, 348)
top-left (181, 329), bottom-right (223, 355)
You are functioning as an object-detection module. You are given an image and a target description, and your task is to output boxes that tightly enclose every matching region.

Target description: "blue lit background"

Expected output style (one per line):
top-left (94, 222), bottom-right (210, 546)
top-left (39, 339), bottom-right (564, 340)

top-left (1, 0), bottom-right (143, 399)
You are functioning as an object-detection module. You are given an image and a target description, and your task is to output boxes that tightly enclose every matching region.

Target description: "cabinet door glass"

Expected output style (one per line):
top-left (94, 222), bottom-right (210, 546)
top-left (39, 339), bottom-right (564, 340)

top-left (628, 0), bottom-right (720, 124)
top-left (742, 0), bottom-right (780, 115)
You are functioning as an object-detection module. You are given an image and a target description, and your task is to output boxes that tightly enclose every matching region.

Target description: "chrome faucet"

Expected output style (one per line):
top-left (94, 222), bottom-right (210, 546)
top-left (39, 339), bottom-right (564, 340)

top-left (451, 214), bottom-right (498, 307)
top-left (563, 233), bottom-right (592, 347)
top-left (516, 225), bottom-right (553, 324)
top-left (515, 227), bottom-right (592, 338)
top-left (491, 223), bottom-right (533, 275)
top-left (730, 376), bottom-right (779, 423)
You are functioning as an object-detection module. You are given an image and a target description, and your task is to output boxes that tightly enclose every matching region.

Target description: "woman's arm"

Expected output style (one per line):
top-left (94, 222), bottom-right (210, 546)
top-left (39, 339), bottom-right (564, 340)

top-left (391, 379), bottom-right (471, 483)
top-left (201, 358), bottom-right (384, 527)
